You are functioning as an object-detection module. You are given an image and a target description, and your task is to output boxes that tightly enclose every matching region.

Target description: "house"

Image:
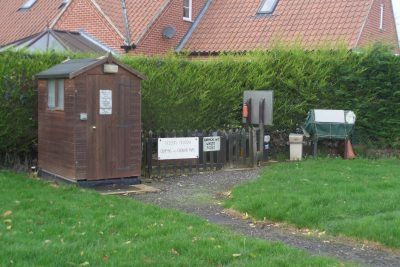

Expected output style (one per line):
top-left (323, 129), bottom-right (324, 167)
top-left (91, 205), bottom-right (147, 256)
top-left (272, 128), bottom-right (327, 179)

top-left (178, 0), bottom-right (400, 55)
top-left (0, 0), bottom-right (398, 55)
top-left (0, 0), bottom-right (207, 54)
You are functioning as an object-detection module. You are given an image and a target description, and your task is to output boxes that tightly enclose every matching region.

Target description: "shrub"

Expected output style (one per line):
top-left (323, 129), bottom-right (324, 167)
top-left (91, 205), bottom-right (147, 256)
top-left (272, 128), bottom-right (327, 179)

top-left (0, 44), bottom-right (399, 162)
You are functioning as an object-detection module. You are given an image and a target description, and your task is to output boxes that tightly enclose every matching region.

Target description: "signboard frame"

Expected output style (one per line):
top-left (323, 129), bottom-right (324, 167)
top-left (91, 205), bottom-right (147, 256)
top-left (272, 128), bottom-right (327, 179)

top-left (243, 90), bottom-right (273, 125)
top-left (158, 137), bottom-right (199, 160)
top-left (203, 136), bottom-right (221, 152)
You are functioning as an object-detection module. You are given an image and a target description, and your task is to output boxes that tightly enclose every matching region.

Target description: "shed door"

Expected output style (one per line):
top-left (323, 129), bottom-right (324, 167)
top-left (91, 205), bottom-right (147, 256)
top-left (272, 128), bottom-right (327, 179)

top-left (86, 75), bottom-right (135, 180)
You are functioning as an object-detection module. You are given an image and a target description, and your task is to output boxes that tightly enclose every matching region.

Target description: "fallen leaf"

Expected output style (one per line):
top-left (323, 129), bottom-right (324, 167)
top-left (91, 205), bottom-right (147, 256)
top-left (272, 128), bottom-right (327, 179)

top-left (50, 183), bottom-right (59, 188)
top-left (143, 256), bottom-right (153, 264)
top-left (232, 254), bottom-right (241, 257)
top-left (6, 225), bottom-right (12, 230)
top-left (170, 248), bottom-right (180, 256)
top-left (125, 241), bottom-right (131, 245)
top-left (79, 261), bottom-right (89, 266)
top-left (4, 219), bottom-right (12, 224)
top-left (44, 240), bottom-right (51, 244)
top-left (3, 211), bottom-right (12, 217)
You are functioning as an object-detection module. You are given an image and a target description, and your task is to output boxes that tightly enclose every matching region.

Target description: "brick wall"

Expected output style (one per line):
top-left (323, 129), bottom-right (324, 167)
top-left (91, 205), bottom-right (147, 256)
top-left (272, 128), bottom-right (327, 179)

top-left (55, 0), bottom-right (125, 53)
top-left (357, 0), bottom-right (399, 49)
top-left (131, 0), bottom-right (208, 56)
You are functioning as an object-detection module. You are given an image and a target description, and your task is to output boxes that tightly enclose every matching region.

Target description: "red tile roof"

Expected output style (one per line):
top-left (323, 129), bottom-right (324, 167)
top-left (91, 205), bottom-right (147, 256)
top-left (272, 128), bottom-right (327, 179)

top-left (183, 0), bottom-right (374, 53)
top-left (0, 0), bottom-right (63, 46)
top-left (0, 0), bottom-right (169, 48)
top-left (94, 0), bottom-right (169, 44)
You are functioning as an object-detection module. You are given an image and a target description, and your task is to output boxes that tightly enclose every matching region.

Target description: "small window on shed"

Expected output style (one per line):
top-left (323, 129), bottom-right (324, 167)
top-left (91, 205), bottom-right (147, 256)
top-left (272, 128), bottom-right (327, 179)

top-left (19, 0), bottom-right (37, 11)
top-left (48, 80), bottom-right (56, 109)
top-left (183, 0), bottom-right (192, 21)
top-left (258, 0), bottom-right (279, 14)
top-left (57, 80), bottom-right (64, 109)
top-left (47, 79), bottom-right (64, 110)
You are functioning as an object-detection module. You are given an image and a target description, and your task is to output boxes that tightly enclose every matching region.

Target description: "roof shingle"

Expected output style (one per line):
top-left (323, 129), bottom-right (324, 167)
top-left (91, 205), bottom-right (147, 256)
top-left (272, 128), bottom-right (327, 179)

top-left (94, 0), bottom-right (168, 44)
top-left (183, 0), bottom-right (373, 53)
top-left (0, 0), bottom-right (63, 46)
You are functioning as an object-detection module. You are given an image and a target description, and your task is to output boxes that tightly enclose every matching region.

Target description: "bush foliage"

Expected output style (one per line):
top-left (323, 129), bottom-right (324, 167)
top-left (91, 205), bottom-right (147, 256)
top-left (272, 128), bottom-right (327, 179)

top-left (0, 45), bottom-right (399, 158)
top-left (0, 52), bottom-right (67, 160)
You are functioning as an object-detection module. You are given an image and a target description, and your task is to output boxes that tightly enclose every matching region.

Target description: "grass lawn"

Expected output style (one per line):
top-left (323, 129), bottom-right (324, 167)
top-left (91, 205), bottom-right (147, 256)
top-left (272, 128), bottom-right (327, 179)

top-left (225, 159), bottom-right (400, 248)
top-left (0, 171), bottom-right (344, 266)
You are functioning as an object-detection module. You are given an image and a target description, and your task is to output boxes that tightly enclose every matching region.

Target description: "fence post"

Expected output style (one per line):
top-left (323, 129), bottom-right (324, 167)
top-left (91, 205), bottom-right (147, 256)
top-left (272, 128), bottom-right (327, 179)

top-left (228, 130), bottom-right (234, 168)
top-left (240, 128), bottom-right (246, 167)
top-left (249, 127), bottom-right (257, 168)
top-left (202, 130), bottom-right (207, 171)
top-left (146, 130), bottom-right (153, 178)
top-left (216, 130), bottom-right (222, 170)
top-left (235, 129), bottom-right (240, 164)
top-left (220, 130), bottom-right (227, 168)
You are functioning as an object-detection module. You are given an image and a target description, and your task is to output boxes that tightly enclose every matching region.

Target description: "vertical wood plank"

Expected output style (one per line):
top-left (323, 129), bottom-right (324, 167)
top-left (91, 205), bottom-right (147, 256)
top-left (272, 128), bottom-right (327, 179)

top-left (228, 130), bottom-right (234, 168)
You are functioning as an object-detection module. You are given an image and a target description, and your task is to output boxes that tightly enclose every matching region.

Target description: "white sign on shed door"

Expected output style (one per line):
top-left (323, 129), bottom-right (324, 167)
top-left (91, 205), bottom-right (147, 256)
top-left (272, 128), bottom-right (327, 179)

top-left (158, 137), bottom-right (199, 160)
top-left (99, 90), bottom-right (112, 115)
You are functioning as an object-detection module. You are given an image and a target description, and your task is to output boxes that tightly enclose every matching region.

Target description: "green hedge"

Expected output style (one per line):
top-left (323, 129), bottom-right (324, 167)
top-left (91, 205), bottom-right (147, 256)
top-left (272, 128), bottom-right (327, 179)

top-left (1, 45), bottom-right (399, 159)
top-left (124, 45), bottom-right (400, 147)
top-left (0, 52), bottom-right (67, 160)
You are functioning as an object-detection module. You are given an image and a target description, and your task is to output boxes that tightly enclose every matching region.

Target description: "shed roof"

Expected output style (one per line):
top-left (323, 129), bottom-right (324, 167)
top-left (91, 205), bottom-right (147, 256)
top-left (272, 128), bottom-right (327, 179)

top-left (36, 56), bottom-right (146, 80)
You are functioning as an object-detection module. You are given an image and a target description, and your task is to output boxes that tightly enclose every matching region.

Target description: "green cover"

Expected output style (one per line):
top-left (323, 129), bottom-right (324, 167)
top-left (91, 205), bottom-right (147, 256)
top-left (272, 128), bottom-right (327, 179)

top-left (303, 110), bottom-right (355, 140)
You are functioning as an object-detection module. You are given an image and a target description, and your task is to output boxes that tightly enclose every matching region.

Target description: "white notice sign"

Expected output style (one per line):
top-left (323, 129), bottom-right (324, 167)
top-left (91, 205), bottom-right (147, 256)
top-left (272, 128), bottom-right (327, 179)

top-left (203, 137), bottom-right (221, 152)
top-left (158, 137), bottom-right (199, 160)
top-left (99, 90), bottom-right (112, 115)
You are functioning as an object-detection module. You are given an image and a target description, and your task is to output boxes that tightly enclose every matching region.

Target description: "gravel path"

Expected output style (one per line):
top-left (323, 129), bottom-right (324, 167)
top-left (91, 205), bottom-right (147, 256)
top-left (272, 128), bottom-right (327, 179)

top-left (132, 169), bottom-right (400, 266)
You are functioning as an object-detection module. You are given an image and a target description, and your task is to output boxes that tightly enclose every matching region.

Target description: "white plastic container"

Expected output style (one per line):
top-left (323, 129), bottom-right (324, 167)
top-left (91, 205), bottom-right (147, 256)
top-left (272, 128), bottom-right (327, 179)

top-left (289, 134), bottom-right (303, 161)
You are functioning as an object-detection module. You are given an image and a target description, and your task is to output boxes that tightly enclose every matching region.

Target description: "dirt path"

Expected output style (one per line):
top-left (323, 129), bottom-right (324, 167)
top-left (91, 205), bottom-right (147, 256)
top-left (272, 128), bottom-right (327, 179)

top-left (132, 169), bottom-right (400, 266)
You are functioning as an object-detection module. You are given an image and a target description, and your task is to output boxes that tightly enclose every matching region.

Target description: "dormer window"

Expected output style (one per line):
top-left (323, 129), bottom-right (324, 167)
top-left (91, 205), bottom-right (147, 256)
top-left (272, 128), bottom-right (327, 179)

top-left (258, 0), bottom-right (279, 14)
top-left (183, 0), bottom-right (192, 21)
top-left (19, 0), bottom-right (37, 11)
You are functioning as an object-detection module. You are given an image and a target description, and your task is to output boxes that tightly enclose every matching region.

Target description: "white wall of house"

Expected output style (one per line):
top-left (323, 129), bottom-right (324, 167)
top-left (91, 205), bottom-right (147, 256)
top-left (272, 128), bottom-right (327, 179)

top-left (392, 0), bottom-right (400, 45)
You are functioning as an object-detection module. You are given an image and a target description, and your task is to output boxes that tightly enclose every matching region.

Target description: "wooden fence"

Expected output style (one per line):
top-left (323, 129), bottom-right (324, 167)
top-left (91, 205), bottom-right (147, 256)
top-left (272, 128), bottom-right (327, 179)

top-left (142, 128), bottom-right (262, 178)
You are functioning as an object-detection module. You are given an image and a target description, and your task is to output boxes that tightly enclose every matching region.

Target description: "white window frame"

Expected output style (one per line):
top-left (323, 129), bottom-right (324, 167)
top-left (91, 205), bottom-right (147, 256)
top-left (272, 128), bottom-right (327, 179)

top-left (47, 79), bottom-right (64, 110)
top-left (19, 0), bottom-right (37, 11)
top-left (183, 0), bottom-right (192, 22)
top-left (258, 0), bottom-right (279, 14)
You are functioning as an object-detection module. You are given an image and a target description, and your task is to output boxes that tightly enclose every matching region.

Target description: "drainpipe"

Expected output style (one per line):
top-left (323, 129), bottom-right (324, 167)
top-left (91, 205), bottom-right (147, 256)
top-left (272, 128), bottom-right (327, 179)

top-left (120, 0), bottom-right (135, 53)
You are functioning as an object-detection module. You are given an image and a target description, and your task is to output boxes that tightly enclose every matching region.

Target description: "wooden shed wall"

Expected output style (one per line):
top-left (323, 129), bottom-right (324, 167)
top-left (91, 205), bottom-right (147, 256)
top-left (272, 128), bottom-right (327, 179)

top-left (73, 65), bottom-right (142, 180)
top-left (38, 79), bottom-right (76, 180)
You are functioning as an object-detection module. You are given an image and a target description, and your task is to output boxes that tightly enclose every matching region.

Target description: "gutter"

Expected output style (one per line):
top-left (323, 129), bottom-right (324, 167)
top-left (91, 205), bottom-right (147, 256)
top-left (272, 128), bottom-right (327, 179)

top-left (176, 0), bottom-right (213, 52)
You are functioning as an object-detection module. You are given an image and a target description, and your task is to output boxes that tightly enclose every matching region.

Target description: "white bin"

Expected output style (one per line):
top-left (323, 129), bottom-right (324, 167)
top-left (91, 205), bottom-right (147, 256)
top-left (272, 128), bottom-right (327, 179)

top-left (289, 134), bottom-right (303, 161)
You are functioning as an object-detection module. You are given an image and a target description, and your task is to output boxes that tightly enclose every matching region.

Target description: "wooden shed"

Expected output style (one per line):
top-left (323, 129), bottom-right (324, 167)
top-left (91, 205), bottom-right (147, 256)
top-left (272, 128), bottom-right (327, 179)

top-left (36, 54), bottom-right (146, 185)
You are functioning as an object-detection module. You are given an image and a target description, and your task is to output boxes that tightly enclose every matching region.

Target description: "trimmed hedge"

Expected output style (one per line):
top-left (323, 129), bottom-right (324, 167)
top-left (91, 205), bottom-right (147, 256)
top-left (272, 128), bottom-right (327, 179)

top-left (123, 45), bottom-right (400, 147)
top-left (0, 45), bottom-right (399, 159)
top-left (0, 52), bottom-right (67, 160)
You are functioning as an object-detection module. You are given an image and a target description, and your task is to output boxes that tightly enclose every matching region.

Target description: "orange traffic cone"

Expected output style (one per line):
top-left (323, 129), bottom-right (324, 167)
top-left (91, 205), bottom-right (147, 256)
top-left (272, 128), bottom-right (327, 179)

top-left (345, 140), bottom-right (356, 159)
